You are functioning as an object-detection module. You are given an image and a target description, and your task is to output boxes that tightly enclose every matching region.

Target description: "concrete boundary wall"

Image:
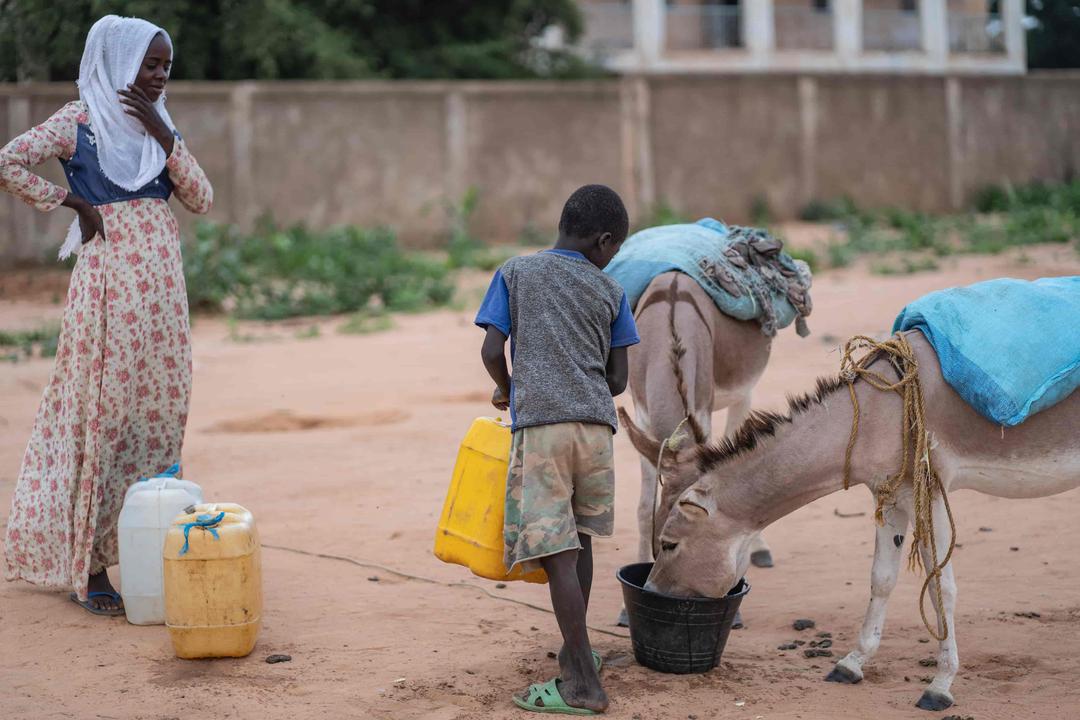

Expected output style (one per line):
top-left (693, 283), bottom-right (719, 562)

top-left (2, 74), bottom-right (1079, 264)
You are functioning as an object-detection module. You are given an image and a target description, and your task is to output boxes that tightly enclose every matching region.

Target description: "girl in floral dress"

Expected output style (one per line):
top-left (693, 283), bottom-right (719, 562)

top-left (0, 16), bottom-right (212, 615)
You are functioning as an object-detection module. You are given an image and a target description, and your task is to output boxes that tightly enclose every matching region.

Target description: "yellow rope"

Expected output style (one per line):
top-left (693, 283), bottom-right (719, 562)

top-left (840, 333), bottom-right (957, 642)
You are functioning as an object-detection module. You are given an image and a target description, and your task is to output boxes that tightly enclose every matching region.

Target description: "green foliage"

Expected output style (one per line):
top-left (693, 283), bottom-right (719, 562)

top-left (635, 201), bottom-right (691, 231)
top-left (518, 223), bottom-right (551, 247)
top-left (799, 197), bottom-right (861, 223)
top-left (0, 0), bottom-right (596, 81)
top-left (1026, 0), bottom-right (1080, 70)
top-left (871, 256), bottom-right (940, 276)
top-left (806, 180), bottom-right (1080, 273)
top-left (784, 247), bottom-right (819, 273)
top-left (0, 324), bottom-right (61, 360)
top-left (749, 195), bottom-right (773, 226)
top-left (446, 187), bottom-right (485, 270)
top-left (338, 309), bottom-right (394, 335)
top-left (183, 220), bottom-right (454, 320)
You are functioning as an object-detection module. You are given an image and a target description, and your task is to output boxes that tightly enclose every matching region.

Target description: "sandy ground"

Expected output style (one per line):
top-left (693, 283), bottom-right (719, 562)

top-left (2, 243), bottom-right (1079, 720)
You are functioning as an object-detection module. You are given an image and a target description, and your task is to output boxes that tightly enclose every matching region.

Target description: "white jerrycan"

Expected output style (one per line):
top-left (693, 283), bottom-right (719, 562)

top-left (118, 464), bottom-right (203, 625)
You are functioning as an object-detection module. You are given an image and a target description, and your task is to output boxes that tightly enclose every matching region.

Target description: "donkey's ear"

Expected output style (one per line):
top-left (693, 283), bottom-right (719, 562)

top-left (618, 407), bottom-right (661, 461)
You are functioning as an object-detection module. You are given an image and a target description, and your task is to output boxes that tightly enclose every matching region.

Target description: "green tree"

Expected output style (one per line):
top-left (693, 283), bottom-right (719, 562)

top-left (0, 0), bottom-right (593, 81)
top-left (1026, 0), bottom-right (1080, 69)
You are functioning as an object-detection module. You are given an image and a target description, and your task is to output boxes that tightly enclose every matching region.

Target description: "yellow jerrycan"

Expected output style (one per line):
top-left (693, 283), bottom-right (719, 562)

top-left (163, 503), bottom-right (262, 659)
top-left (435, 417), bottom-right (547, 583)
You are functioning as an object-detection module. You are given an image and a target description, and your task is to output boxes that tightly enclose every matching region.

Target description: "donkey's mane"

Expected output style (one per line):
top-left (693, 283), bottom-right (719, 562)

top-left (696, 375), bottom-right (846, 472)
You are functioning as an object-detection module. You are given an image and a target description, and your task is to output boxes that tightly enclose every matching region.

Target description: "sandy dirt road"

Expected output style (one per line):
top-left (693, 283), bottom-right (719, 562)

top-left (2, 244), bottom-right (1079, 720)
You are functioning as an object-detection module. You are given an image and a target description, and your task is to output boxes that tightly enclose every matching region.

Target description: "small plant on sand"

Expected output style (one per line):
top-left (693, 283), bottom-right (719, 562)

top-left (338, 308), bottom-right (395, 335)
top-left (750, 194), bottom-right (773, 226)
top-left (0, 324), bottom-right (61, 361)
top-left (184, 220), bottom-right (455, 321)
top-left (636, 200), bottom-right (691, 231)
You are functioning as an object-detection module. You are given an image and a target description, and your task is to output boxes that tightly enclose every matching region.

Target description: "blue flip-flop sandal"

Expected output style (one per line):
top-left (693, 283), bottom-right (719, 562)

top-left (69, 591), bottom-right (125, 617)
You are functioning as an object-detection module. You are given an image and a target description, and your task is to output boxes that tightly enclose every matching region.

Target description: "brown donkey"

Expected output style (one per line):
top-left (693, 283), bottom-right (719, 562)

top-left (619, 271), bottom-right (773, 625)
top-left (620, 330), bottom-right (1080, 711)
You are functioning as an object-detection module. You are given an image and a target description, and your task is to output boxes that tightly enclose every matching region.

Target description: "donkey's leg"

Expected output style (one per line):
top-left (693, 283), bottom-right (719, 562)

top-left (827, 503), bottom-right (911, 685)
top-left (914, 497), bottom-right (959, 712)
top-left (617, 454), bottom-right (658, 627)
top-left (635, 454), bottom-right (658, 564)
top-left (722, 393), bottom-right (753, 437)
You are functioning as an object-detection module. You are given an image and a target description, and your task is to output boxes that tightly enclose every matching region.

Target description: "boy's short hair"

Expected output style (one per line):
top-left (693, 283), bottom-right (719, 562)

top-left (558, 184), bottom-right (629, 243)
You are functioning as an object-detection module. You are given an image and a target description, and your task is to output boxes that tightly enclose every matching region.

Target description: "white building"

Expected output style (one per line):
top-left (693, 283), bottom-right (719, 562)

top-left (577, 0), bottom-right (1025, 74)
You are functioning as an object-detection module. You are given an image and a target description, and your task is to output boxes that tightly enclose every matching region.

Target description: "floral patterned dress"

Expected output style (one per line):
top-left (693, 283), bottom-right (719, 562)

top-left (0, 101), bottom-right (212, 600)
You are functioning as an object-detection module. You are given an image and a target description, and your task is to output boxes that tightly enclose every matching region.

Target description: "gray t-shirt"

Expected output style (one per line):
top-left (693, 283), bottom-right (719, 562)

top-left (476, 250), bottom-right (639, 431)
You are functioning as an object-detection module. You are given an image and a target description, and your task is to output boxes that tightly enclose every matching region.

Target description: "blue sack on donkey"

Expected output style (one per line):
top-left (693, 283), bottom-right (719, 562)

top-left (892, 276), bottom-right (1080, 427)
top-left (604, 218), bottom-right (812, 337)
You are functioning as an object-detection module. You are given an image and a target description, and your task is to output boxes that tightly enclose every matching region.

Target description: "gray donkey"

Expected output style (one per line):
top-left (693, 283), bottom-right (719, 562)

top-left (618, 271), bottom-right (774, 625)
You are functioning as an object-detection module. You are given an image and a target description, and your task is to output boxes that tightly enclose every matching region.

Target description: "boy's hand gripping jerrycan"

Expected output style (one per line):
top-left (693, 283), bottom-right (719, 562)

top-left (435, 417), bottom-right (547, 584)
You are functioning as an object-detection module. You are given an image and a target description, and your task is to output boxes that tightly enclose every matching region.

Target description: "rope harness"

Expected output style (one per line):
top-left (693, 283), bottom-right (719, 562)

top-left (840, 333), bottom-right (957, 642)
top-left (651, 416), bottom-right (692, 556)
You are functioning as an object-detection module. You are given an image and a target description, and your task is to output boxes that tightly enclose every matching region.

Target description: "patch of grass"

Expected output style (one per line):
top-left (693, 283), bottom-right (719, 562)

top-left (871, 256), bottom-right (940, 276)
top-left (0, 324), bottom-right (61, 360)
top-left (338, 309), bottom-right (395, 335)
top-left (799, 197), bottom-right (861, 222)
top-left (785, 246), bottom-right (819, 273)
top-left (446, 187), bottom-right (485, 270)
top-left (750, 195), bottom-right (773, 226)
top-left (184, 220), bottom-right (455, 321)
top-left (636, 200), bottom-right (691, 231)
top-left (518, 223), bottom-right (551, 248)
top-left (295, 324), bottom-right (320, 340)
top-left (805, 181), bottom-right (1080, 270)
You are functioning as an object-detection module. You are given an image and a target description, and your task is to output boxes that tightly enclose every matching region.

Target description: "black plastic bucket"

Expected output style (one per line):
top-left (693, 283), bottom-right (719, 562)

top-left (617, 562), bottom-right (749, 674)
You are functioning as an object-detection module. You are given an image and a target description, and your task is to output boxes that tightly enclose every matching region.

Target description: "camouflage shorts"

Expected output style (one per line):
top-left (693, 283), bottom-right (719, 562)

top-left (504, 422), bottom-right (615, 573)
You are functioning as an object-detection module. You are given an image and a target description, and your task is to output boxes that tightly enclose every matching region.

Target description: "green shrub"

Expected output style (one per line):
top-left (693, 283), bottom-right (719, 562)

top-left (871, 256), bottom-right (940, 276)
top-left (339, 309), bottom-right (395, 335)
top-left (0, 324), bottom-right (61, 360)
top-left (636, 200), bottom-right (690, 231)
top-left (785, 246), bottom-right (819, 273)
top-left (799, 197), bottom-right (861, 222)
top-left (183, 221), bottom-right (455, 320)
top-left (749, 195), bottom-right (773, 226)
top-left (972, 184), bottom-right (1011, 214)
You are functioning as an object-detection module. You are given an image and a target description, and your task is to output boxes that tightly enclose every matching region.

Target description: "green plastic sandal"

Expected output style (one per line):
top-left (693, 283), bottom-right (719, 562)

top-left (512, 679), bottom-right (600, 716)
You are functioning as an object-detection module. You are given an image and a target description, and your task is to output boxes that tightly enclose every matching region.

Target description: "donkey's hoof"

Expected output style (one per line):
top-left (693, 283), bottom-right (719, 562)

top-left (915, 689), bottom-right (954, 711)
top-left (750, 549), bottom-right (774, 568)
top-left (824, 664), bottom-right (861, 684)
top-left (731, 610), bottom-right (745, 630)
top-left (615, 608), bottom-right (629, 627)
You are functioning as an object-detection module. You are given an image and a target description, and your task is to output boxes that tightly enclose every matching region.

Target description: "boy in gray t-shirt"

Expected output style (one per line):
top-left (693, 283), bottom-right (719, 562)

top-left (476, 185), bottom-right (639, 714)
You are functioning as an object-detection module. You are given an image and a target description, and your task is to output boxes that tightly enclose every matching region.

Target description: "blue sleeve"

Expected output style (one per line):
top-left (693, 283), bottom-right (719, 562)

top-left (610, 292), bottom-right (640, 348)
top-left (474, 270), bottom-right (511, 337)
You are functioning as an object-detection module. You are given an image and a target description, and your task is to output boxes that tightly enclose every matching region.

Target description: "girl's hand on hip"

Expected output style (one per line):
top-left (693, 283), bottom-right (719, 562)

top-left (61, 194), bottom-right (106, 244)
top-left (118, 84), bottom-right (175, 156)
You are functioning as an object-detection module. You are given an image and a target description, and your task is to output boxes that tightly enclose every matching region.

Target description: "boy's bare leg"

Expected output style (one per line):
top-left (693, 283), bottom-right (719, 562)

top-left (521, 542), bottom-right (608, 712)
top-left (559, 534), bottom-right (594, 667)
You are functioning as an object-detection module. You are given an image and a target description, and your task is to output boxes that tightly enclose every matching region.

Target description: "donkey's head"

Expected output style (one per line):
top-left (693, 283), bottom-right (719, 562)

top-left (622, 407), bottom-right (754, 598)
top-left (645, 481), bottom-right (755, 599)
top-left (618, 407), bottom-right (705, 553)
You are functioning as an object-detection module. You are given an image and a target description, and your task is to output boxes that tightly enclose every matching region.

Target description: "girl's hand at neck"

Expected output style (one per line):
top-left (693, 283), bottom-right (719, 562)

top-left (117, 84), bottom-right (174, 156)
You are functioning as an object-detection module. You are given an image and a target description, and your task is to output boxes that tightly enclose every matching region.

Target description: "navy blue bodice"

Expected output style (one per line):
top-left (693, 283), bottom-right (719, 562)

top-left (59, 124), bottom-right (175, 206)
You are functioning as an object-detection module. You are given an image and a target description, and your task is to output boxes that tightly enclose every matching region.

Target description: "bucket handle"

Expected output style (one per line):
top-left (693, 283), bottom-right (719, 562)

top-left (177, 511), bottom-right (226, 556)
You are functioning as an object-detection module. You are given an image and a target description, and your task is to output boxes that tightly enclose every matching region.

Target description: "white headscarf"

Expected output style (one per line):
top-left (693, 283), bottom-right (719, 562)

top-left (79, 15), bottom-right (175, 189)
top-left (59, 15), bottom-right (176, 260)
